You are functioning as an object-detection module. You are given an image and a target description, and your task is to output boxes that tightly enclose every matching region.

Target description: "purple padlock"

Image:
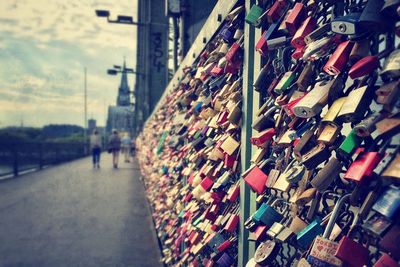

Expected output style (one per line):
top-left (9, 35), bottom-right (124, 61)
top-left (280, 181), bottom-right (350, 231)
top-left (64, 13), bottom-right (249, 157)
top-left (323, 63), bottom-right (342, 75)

top-left (216, 252), bottom-right (234, 267)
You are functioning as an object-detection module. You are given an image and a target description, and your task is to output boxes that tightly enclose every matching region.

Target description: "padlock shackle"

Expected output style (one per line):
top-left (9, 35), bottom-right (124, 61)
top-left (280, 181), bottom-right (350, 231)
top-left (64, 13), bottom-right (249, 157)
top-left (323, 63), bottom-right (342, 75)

top-left (322, 193), bottom-right (351, 239)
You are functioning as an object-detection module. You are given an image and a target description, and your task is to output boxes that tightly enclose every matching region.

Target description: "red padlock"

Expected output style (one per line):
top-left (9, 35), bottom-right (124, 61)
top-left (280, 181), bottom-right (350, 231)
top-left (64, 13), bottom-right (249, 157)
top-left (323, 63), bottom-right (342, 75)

top-left (224, 214), bottom-right (240, 233)
top-left (349, 55), bottom-right (380, 79)
top-left (250, 128), bottom-right (276, 147)
top-left (335, 236), bottom-right (370, 267)
top-left (344, 151), bottom-right (383, 182)
top-left (292, 46), bottom-right (305, 60)
top-left (373, 253), bottom-right (400, 267)
top-left (225, 36), bottom-right (244, 63)
top-left (291, 16), bottom-right (317, 48)
top-left (267, 0), bottom-right (287, 23)
top-left (216, 239), bottom-right (233, 253)
top-left (285, 3), bottom-right (306, 35)
top-left (243, 166), bottom-right (268, 195)
top-left (224, 153), bottom-right (236, 168)
top-left (323, 40), bottom-right (354, 76)
top-left (200, 176), bottom-right (214, 191)
top-left (227, 184), bottom-right (240, 202)
top-left (256, 31), bottom-right (269, 57)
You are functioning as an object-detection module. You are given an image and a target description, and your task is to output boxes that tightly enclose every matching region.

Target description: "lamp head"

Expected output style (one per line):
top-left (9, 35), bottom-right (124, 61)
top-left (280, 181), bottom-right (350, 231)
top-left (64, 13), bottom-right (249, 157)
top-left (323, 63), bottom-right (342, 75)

top-left (95, 10), bottom-right (110, 17)
top-left (107, 69), bottom-right (118, 75)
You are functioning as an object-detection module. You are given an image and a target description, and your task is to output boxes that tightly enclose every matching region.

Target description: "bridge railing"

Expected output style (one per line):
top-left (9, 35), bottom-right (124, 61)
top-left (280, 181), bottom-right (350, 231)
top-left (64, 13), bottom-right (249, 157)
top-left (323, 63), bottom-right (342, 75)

top-left (0, 141), bottom-right (89, 178)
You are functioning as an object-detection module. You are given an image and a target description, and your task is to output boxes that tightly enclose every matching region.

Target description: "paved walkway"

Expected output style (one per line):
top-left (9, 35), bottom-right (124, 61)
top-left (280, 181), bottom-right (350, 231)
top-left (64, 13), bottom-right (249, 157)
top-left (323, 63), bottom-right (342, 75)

top-left (0, 153), bottom-right (162, 267)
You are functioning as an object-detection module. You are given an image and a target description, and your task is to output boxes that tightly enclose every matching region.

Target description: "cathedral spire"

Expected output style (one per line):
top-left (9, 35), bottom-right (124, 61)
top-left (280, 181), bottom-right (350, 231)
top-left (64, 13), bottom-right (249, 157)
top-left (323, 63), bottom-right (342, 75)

top-left (117, 58), bottom-right (131, 106)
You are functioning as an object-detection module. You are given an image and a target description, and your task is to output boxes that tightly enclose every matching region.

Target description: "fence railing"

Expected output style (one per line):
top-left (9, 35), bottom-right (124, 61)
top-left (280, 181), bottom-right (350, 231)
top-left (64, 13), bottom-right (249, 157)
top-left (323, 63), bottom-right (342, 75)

top-left (0, 141), bottom-right (89, 178)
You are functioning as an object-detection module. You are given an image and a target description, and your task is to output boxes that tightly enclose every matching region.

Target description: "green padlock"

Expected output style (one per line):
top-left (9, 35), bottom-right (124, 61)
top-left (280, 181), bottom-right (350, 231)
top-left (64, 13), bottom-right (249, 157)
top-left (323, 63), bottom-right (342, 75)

top-left (245, 5), bottom-right (264, 25)
top-left (193, 130), bottom-right (202, 140)
top-left (274, 71), bottom-right (296, 94)
top-left (338, 128), bottom-right (362, 156)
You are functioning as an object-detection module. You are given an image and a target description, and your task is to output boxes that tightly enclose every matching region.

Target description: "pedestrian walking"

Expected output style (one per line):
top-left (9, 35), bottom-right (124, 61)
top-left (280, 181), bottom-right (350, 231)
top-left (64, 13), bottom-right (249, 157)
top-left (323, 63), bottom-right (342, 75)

top-left (121, 133), bottom-right (131, 163)
top-left (130, 138), bottom-right (136, 157)
top-left (90, 129), bottom-right (102, 168)
top-left (108, 129), bottom-right (121, 169)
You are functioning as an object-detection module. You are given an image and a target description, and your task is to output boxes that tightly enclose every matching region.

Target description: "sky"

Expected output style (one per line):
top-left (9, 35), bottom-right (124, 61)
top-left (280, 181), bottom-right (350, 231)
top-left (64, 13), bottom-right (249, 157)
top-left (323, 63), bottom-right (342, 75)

top-left (0, 0), bottom-right (138, 128)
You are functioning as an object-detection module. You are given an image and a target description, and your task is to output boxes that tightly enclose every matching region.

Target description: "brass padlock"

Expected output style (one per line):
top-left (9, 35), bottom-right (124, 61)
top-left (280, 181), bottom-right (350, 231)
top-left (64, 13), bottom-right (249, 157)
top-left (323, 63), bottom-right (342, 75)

top-left (337, 85), bottom-right (372, 123)
top-left (317, 121), bottom-right (341, 145)
top-left (293, 77), bottom-right (343, 119)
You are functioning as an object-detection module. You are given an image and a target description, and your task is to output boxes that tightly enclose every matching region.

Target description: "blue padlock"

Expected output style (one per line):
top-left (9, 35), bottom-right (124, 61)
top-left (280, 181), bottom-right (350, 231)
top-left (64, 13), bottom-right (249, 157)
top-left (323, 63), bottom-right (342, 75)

top-left (253, 203), bottom-right (283, 227)
top-left (296, 219), bottom-right (324, 248)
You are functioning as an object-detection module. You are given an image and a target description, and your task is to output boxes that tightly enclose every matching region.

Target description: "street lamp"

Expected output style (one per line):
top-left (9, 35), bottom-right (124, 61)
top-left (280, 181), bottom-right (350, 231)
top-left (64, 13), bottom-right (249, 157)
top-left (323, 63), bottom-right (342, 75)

top-left (95, 9), bottom-right (144, 26)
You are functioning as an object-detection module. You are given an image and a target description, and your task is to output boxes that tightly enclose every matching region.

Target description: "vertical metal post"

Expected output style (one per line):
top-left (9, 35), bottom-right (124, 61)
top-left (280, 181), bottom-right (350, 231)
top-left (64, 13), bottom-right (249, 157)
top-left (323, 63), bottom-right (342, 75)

top-left (239, 0), bottom-right (257, 265)
top-left (84, 67), bottom-right (88, 155)
top-left (179, 0), bottom-right (187, 62)
top-left (39, 143), bottom-right (43, 170)
top-left (172, 17), bottom-right (179, 72)
top-left (12, 147), bottom-right (18, 177)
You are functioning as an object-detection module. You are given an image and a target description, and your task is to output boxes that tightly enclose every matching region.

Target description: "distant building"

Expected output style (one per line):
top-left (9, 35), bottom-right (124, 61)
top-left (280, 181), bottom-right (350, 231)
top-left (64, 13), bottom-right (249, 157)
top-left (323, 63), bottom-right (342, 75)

top-left (88, 119), bottom-right (96, 133)
top-left (106, 61), bottom-right (135, 135)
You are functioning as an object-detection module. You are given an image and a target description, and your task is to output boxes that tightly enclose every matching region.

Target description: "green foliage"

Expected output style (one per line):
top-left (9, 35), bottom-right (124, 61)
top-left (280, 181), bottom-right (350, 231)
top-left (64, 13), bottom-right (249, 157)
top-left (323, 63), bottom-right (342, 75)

top-left (0, 124), bottom-right (85, 143)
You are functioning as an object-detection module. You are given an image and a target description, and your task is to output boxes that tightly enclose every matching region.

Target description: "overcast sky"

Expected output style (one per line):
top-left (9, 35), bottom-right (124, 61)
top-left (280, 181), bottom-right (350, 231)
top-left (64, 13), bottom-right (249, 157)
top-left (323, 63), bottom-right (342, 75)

top-left (0, 0), bottom-right (138, 128)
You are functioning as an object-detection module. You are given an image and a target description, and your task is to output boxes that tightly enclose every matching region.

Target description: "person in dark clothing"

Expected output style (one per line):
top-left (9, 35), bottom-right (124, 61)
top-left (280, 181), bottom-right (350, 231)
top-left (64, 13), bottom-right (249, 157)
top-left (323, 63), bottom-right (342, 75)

top-left (108, 129), bottom-right (121, 169)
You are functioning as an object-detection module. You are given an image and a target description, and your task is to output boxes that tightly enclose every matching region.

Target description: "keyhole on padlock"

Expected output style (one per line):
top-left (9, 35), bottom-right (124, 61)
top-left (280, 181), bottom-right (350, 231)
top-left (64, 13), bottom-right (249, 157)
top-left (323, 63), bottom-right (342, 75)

top-left (301, 109), bottom-right (308, 116)
top-left (338, 23), bottom-right (347, 33)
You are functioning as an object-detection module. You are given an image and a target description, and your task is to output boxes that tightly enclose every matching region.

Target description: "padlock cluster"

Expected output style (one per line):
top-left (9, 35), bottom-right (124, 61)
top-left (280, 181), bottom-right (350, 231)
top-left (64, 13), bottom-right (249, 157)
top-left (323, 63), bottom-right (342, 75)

top-left (136, 4), bottom-right (246, 266)
top-left (244, 0), bottom-right (399, 266)
top-left (137, 0), bottom-right (400, 266)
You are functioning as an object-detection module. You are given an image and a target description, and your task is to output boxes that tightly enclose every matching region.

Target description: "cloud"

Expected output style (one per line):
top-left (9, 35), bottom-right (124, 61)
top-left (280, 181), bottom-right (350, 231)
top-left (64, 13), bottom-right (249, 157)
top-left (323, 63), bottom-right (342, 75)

top-left (0, 0), bottom-right (138, 127)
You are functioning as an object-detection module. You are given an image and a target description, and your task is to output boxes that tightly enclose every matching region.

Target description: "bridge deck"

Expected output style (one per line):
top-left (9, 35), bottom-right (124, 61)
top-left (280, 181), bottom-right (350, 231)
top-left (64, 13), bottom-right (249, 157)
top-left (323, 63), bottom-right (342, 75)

top-left (0, 153), bottom-right (162, 267)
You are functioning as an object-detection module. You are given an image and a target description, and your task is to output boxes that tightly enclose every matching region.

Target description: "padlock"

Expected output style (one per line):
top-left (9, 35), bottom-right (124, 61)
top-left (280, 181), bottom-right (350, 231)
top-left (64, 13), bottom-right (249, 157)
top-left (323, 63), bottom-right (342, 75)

top-left (256, 23), bottom-right (280, 57)
top-left (307, 194), bottom-right (352, 267)
top-left (303, 35), bottom-right (341, 61)
top-left (289, 216), bottom-right (308, 235)
top-left (304, 23), bottom-right (331, 45)
top-left (375, 80), bottom-right (400, 111)
top-left (359, 0), bottom-right (387, 30)
top-left (373, 253), bottom-right (400, 267)
top-left (354, 112), bottom-right (385, 137)
top-left (243, 166), bottom-right (268, 195)
top-left (335, 228), bottom-right (370, 267)
top-left (295, 62), bottom-right (316, 91)
top-left (381, 153), bottom-right (400, 182)
top-left (349, 49), bottom-right (394, 79)
top-left (253, 62), bottom-right (272, 92)
top-left (317, 121), bottom-right (341, 145)
top-left (323, 40), bottom-right (354, 76)
top-left (254, 240), bottom-right (280, 265)
top-left (293, 77), bottom-right (343, 118)
top-left (381, 49), bottom-right (400, 80)
top-left (252, 202), bottom-right (283, 227)
top-left (338, 128), bottom-right (362, 158)
top-left (245, 4), bottom-right (264, 25)
top-left (371, 115), bottom-right (400, 141)
top-left (274, 71), bottom-right (296, 94)
top-left (379, 224), bottom-right (400, 257)
top-left (285, 3), bottom-right (306, 35)
top-left (252, 106), bottom-right (279, 131)
top-left (250, 128), bottom-right (276, 147)
top-left (295, 187), bottom-right (317, 206)
top-left (291, 16), bottom-right (317, 48)
top-left (344, 140), bottom-right (389, 183)
top-left (268, 0), bottom-right (288, 24)
top-left (337, 85), bottom-right (372, 123)
top-left (294, 128), bottom-right (318, 160)
top-left (372, 186), bottom-right (400, 219)
top-left (267, 36), bottom-right (289, 50)
top-left (225, 35), bottom-right (244, 64)
top-left (331, 12), bottom-right (363, 36)
top-left (311, 157), bottom-right (342, 192)
top-left (215, 252), bottom-right (234, 267)
top-left (296, 219), bottom-right (324, 248)
top-left (301, 142), bottom-right (331, 170)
